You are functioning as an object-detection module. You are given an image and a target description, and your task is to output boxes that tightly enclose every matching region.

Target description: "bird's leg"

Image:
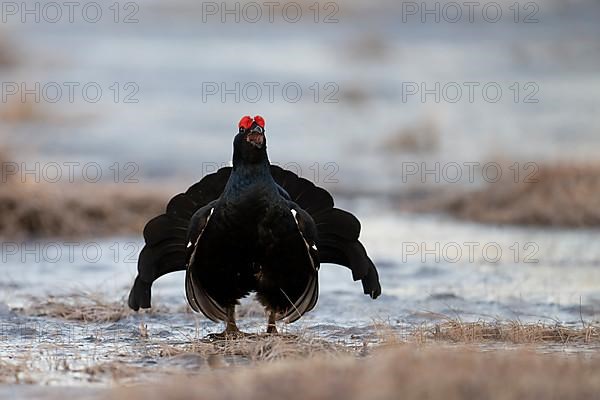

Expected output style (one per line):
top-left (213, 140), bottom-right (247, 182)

top-left (207, 306), bottom-right (243, 340)
top-left (266, 310), bottom-right (278, 334)
top-left (224, 305), bottom-right (240, 334)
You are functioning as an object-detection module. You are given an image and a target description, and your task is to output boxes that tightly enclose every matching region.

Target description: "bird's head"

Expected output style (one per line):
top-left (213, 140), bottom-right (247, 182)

top-left (233, 115), bottom-right (267, 165)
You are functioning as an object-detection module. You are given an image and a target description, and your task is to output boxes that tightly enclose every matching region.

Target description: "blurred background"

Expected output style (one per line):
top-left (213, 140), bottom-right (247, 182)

top-left (1, 0), bottom-right (599, 187)
top-left (1, 0), bottom-right (600, 340)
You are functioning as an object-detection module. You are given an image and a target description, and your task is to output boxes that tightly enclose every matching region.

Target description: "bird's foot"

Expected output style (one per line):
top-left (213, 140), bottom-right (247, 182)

top-left (266, 324), bottom-right (278, 334)
top-left (207, 331), bottom-right (249, 340)
top-left (207, 325), bottom-right (250, 340)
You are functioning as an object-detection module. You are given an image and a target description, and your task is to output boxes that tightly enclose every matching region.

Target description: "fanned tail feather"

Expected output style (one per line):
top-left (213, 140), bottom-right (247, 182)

top-left (270, 165), bottom-right (381, 298)
top-left (128, 215), bottom-right (188, 310)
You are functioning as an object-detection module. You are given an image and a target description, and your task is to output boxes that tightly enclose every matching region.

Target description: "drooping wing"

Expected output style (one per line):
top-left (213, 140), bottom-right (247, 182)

top-left (273, 203), bottom-right (320, 323)
top-left (183, 202), bottom-right (228, 322)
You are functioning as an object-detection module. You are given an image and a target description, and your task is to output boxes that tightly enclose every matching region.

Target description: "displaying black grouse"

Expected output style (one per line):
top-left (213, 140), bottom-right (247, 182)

top-left (128, 115), bottom-right (381, 335)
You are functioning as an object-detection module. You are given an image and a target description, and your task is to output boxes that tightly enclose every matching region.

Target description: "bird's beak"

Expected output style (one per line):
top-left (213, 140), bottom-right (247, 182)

top-left (246, 126), bottom-right (265, 148)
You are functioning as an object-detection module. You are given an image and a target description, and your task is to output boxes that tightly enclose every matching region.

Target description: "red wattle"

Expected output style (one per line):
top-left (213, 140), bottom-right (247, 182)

top-left (254, 115), bottom-right (265, 128)
top-left (238, 115), bottom-right (253, 130)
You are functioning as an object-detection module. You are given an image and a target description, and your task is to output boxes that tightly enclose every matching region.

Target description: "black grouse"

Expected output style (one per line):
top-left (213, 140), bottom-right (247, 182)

top-left (128, 115), bottom-right (381, 335)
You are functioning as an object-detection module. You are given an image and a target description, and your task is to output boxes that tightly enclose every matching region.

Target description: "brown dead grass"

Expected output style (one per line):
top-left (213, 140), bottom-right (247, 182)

top-left (415, 320), bottom-right (600, 345)
top-left (16, 292), bottom-right (179, 322)
top-left (4, 309), bottom-right (600, 392)
top-left (0, 96), bottom-right (47, 123)
top-left (84, 361), bottom-right (145, 382)
top-left (0, 35), bottom-right (17, 68)
top-left (0, 182), bottom-right (167, 238)
top-left (419, 164), bottom-right (600, 227)
top-left (109, 346), bottom-right (600, 400)
top-left (0, 360), bottom-right (29, 384)
top-left (17, 293), bottom-right (133, 323)
top-left (0, 150), bottom-right (168, 238)
top-left (160, 334), bottom-right (350, 364)
top-left (381, 118), bottom-right (440, 154)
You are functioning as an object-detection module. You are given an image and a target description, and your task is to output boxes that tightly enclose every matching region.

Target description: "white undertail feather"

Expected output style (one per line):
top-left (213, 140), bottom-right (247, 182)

top-left (290, 207), bottom-right (317, 271)
top-left (188, 207), bottom-right (214, 265)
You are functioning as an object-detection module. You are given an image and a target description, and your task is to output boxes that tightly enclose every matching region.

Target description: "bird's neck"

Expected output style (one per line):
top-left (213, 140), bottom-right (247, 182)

top-left (232, 159), bottom-right (271, 179)
top-left (223, 157), bottom-right (275, 199)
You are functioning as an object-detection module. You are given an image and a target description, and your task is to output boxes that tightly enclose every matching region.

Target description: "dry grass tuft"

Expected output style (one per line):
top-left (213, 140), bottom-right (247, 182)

top-left (109, 346), bottom-right (600, 400)
top-left (416, 163), bottom-right (600, 227)
top-left (414, 320), bottom-right (600, 344)
top-left (18, 293), bottom-right (132, 323)
top-left (0, 360), bottom-right (31, 384)
top-left (160, 333), bottom-right (350, 363)
top-left (84, 361), bottom-right (144, 382)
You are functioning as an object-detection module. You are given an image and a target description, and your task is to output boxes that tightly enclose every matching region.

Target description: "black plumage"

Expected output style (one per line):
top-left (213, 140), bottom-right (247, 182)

top-left (128, 116), bottom-right (381, 334)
